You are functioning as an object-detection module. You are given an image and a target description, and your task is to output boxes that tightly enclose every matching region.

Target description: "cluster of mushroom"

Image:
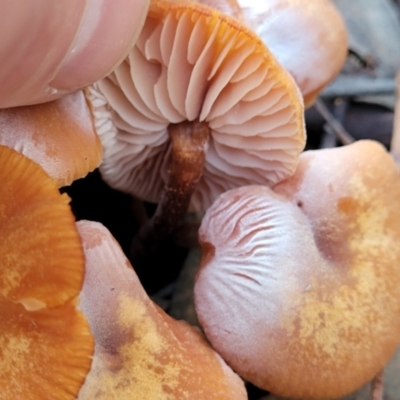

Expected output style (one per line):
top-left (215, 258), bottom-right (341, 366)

top-left (86, 1), bottom-right (400, 399)
top-left (0, 87), bottom-right (247, 400)
top-left (88, 0), bottom-right (348, 215)
top-left (4, 0), bottom-right (400, 399)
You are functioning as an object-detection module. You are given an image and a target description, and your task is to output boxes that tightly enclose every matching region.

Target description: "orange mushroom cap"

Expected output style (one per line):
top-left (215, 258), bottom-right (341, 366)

top-left (194, 140), bottom-right (400, 398)
top-left (88, 0), bottom-right (305, 212)
top-left (0, 91), bottom-right (102, 187)
top-left (77, 220), bottom-right (247, 400)
top-left (0, 145), bottom-right (93, 399)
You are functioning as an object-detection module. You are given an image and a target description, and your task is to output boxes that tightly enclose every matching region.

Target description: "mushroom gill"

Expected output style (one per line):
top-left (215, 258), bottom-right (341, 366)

top-left (194, 140), bottom-right (400, 399)
top-left (88, 1), bottom-right (305, 212)
top-left (235, 0), bottom-right (348, 106)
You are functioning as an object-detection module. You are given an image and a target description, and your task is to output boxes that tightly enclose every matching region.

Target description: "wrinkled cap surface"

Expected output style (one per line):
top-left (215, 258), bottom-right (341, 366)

top-left (194, 140), bottom-right (400, 398)
top-left (0, 145), bottom-right (93, 400)
top-left (0, 91), bottom-right (102, 187)
top-left (88, 1), bottom-right (305, 212)
top-left (77, 220), bottom-right (247, 400)
top-left (236, 0), bottom-right (348, 106)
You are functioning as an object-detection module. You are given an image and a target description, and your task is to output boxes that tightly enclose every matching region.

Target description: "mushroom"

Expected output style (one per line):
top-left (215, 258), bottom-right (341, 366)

top-left (194, 140), bottom-right (400, 399)
top-left (76, 220), bottom-right (247, 400)
top-left (0, 90), bottom-right (102, 187)
top-left (0, 145), bottom-right (93, 399)
top-left (87, 0), bottom-right (305, 260)
top-left (198, 0), bottom-right (348, 107)
top-left (88, 1), bottom-right (305, 211)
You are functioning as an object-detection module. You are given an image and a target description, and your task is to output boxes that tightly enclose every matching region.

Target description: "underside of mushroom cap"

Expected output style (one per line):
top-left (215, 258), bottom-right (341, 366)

top-left (88, 0), bottom-right (305, 212)
top-left (0, 145), bottom-right (93, 400)
top-left (194, 140), bottom-right (400, 398)
top-left (236, 0), bottom-right (348, 106)
top-left (77, 220), bottom-right (247, 399)
top-left (0, 91), bottom-right (102, 188)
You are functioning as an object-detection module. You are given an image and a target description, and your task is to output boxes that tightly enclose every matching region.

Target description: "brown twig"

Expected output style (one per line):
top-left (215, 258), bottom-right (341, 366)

top-left (314, 98), bottom-right (355, 145)
top-left (320, 97), bottom-right (349, 148)
top-left (390, 72), bottom-right (400, 170)
top-left (369, 369), bottom-right (384, 400)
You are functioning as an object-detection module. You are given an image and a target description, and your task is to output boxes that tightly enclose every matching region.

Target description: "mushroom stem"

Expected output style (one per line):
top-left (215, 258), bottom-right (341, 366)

top-left (154, 120), bottom-right (210, 238)
top-left (130, 120), bottom-right (210, 275)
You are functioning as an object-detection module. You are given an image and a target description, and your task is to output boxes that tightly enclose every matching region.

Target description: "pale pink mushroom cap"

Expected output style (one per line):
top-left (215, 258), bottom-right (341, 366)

top-left (194, 140), bottom-right (400, 398)
top-left (0, 91), bottom-right (102, 187)
top-left (77, 220), bottom-right (247, 400)
top-left (88, 1), bottom-right (305, 212)
top-left (236, 0), bottom-right (348, 106)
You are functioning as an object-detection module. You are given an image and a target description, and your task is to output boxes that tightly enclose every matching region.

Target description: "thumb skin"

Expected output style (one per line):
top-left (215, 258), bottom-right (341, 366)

top-left (0, 0), bottom-right (150, 108)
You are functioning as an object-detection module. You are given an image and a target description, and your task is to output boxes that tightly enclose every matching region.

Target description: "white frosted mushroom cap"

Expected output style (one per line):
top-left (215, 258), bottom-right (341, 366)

top-left (88, 1), bottom-right (305, 212)
top-left (77, 220), bottom-right (247, 400)
top-left (236, 0), bottom-right (348, 106)
top-left (194, 140), bottom-right (400, 399)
